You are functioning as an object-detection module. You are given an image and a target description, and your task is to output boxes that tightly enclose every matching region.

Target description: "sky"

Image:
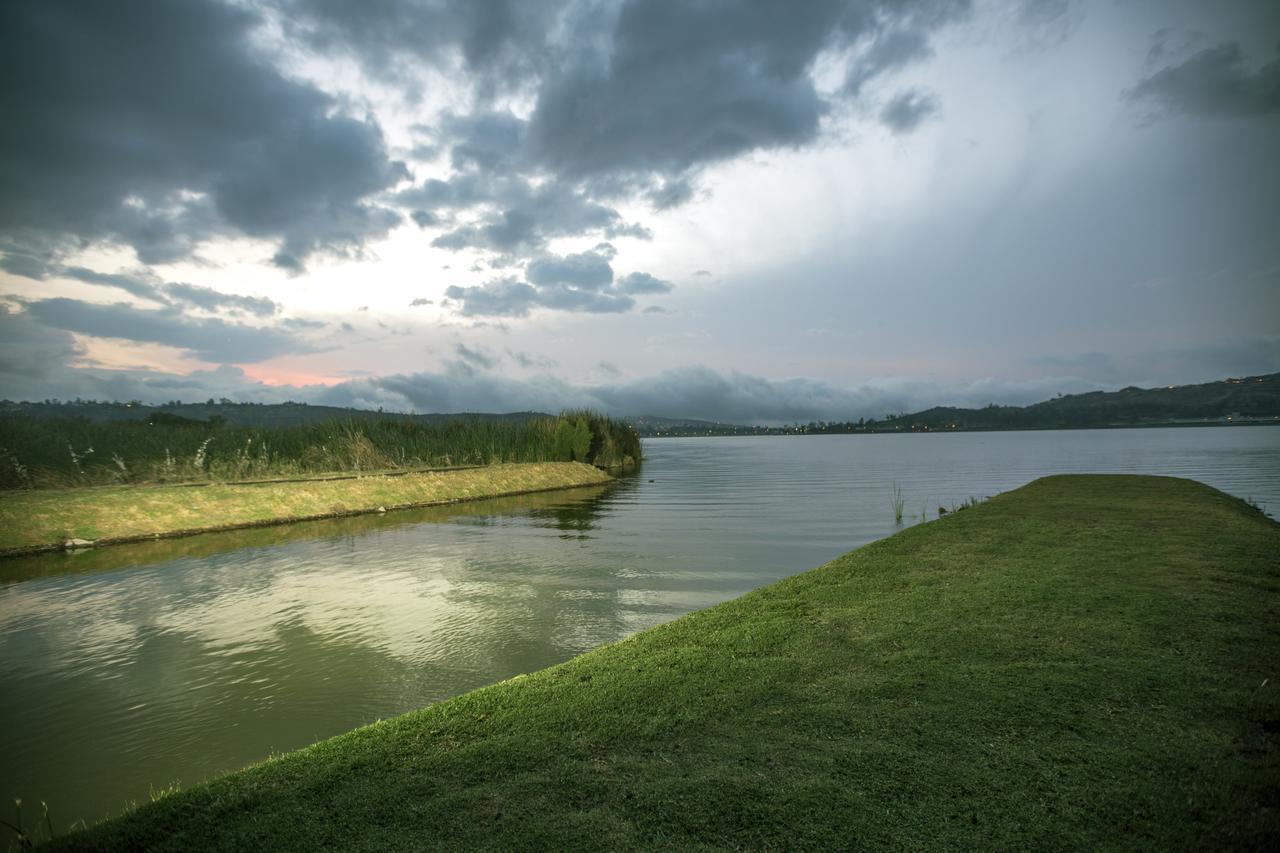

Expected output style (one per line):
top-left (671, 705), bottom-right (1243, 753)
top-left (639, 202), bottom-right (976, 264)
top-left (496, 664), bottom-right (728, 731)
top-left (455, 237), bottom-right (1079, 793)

top-left (1, 0), bottom-right (1277, 423)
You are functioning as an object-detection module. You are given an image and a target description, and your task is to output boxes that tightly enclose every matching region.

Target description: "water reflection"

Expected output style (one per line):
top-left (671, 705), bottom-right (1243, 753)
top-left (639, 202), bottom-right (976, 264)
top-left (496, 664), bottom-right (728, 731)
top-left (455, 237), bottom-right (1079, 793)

top-left (0, 483), bottom-right (616, 585)
top-left (2, 427), bottom-right (1278, 829)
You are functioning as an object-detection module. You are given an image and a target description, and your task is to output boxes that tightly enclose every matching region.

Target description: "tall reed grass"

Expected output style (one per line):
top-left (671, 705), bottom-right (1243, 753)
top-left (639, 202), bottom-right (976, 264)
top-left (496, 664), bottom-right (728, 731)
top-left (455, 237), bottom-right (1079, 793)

top-left (0, 411), bottom-right (641, 490)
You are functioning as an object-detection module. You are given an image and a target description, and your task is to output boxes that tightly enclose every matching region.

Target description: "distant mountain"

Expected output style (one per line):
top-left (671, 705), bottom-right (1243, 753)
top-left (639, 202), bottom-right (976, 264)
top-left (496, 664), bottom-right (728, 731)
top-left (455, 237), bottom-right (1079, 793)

top-left (874, 372), bottom-right (1279, 433)
top-left (626, 373), bottom-right (1280, 436)
top-left (0, 399), bottom-right (550, 428)
top-left (4, 372), bottom-right (1277, 435)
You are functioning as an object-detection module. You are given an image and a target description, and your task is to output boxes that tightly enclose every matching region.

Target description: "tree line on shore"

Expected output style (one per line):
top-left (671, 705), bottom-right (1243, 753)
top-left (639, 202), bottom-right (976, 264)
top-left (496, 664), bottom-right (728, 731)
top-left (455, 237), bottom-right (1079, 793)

top-left (0, 409), bottom-right (640, 490)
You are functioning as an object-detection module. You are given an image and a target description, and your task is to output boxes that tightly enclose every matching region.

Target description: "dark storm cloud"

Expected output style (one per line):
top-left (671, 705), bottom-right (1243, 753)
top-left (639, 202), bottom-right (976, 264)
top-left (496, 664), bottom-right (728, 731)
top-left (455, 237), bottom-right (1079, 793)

top-left (444, 275), bottom-right (635, 317)
top-left (0, 251), bottom-right (51, 281)
top-left (15, 262), bottom-right (281, 318)
top-left (0, 306), bottom-right (85, 384)
top-left (275, 0), bottom-right (563, 90)
top-left (526, 249), bottom-right (615, 289)
top-left (844, 28), bottom-right (934, 95)
top-left (20, 299), bottom-right (322, 364)
top-left (61, 267), bottom-right (166, 302)
top-left (1129, 43), bottom-right (1280, 120)
top-left (331, 0), bottom-right (966, 300)
top-left (880, 89), bottom-right (941, 133)
top-left (166, 283), bottom-right (279, 318)
top-left (527, 0), bottom-right (969, 180)
top-left (444, 244), bottom-right (669, 317)
top-left (0, 0), bottom-right (406, 270)
top-left (443, 278), bottom-right (539, 317)
top-left (413, 176), bottom-right (651, 256)
top-left (441, 111), bottom-right (528, 171)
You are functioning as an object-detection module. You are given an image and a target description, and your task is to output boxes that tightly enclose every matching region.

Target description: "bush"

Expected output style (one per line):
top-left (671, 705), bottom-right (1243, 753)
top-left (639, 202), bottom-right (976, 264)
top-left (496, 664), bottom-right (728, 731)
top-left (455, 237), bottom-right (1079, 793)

top-left (0, 409), bottom-right (643, 489)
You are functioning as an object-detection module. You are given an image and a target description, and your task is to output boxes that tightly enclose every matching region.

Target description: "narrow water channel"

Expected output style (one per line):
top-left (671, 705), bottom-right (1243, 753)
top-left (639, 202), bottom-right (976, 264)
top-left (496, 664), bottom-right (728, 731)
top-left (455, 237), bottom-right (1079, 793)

top-left (2, 427), bottom-right (1277, 828)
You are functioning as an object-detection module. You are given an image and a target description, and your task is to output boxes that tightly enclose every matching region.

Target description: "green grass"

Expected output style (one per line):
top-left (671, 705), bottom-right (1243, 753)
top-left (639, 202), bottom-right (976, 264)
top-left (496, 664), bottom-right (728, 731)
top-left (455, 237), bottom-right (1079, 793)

top-left (0, 462), bottom-right (612, 553)
top-left (0, 411), bottom-right (641, 489)
top-left (42, 475), bottom-right (1280, 850)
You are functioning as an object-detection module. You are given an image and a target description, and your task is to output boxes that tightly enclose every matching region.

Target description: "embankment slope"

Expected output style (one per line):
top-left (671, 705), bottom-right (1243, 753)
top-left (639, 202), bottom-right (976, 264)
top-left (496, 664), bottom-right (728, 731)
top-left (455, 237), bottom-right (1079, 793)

top-left (50, 475), bottom-right (1280, 850)
top-left (0, 462), bottom-right (611, 555)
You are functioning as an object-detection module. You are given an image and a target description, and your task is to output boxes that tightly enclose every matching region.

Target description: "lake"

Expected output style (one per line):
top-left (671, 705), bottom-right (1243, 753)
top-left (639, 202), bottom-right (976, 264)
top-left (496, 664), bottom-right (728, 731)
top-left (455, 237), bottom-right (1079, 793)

top-left (2, 427), bottom-right (1278, 828)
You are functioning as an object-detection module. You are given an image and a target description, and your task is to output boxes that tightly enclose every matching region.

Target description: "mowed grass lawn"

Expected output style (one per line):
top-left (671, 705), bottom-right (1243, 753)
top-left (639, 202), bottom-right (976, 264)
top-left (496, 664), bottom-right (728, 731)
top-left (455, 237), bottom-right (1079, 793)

top-left (49, 475), bottom-right (1279, 851)
top-left (0, 462), bottom-right (611, 553)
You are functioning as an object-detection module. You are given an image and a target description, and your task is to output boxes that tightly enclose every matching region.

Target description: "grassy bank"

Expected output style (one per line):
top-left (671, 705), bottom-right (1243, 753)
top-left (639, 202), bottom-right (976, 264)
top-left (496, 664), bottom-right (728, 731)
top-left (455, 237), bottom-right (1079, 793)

top-left (0, 462), bottom-right (612, 555)
top-left (0, 410), bottom-right (640, 489)
top-left (39, 475), bottom-right (1280, 851)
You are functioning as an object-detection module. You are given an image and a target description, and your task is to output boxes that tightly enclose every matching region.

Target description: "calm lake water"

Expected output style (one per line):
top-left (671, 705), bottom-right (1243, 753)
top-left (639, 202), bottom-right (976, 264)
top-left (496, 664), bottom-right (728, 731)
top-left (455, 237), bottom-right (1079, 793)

top-left (2, 427), bottom-right (1278, 828)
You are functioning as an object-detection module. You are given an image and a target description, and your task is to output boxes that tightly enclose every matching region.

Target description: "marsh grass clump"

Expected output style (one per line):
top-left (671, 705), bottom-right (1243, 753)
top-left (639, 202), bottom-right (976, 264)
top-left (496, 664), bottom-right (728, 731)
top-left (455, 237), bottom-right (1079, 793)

top-left (1, 798), bottom-right (55, 850)
top-left (890, 482), bottom-right (905, 524)
top-left (0, 411), bottom-right (641, 489)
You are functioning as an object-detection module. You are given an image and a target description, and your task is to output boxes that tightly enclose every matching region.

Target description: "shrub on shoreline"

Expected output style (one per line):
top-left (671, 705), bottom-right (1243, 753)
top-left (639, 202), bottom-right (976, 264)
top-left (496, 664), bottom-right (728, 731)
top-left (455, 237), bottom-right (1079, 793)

top-left (0, 411), bottom-right (641, 490)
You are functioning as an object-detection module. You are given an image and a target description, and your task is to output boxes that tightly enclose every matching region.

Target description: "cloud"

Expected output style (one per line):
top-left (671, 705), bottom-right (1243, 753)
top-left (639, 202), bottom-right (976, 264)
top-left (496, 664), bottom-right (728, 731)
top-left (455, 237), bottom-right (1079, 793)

top-left (527, 1), bottom-right (968, 181)
top-left (422, 178), bottom-right (651, 256)
top-left (844, 27), bottom-right (934, 95)
top-left (526, 249), bottom-right (615, 289)
top-left (440, 110), bottom-right (529, 171)
top-left (0, 250), bottom-right (51, 280)
top-left (374, 1), bottom-right (965, 272)
top-left (19, 298), bottom-right (323, 363)
top-left (506, 349), bottom-right (558, 369)
top-left (61, 267), bottom-right (166, 302)
top-left (0, 0), bottom-right (406, 270)
top-left (0, 305), bottom-right (86, 386)
top-left (616, 272), bottom-right (673, 295)
top-left (1128, 43), bottom-right (1280, 120)
top-left (443, 245), bottom-right (671, 316)
top-left (14, 260), bottom-right (280, 318)
top-left (880, 89), bottom-right (941, 133)
top-left (166, 283), bottom-right (279, 317)
top-left (6, 325), bottom-right (1276, 423)
top-left (338, 364), bottom-right (1112, 424)
top-left (410, 298), bottom-right (434, 306)
top-left (453, 342), bottom-right (498, 370)
top-left (274, 0), bottom-right (562, 90)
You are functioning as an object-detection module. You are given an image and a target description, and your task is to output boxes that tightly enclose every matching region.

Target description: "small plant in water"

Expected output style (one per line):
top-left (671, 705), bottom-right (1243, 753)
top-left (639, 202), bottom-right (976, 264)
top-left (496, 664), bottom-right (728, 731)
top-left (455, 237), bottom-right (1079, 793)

top-left (890, 483), bottom-right (905, 525)
top-left (1, 798), bottom-right (55, 850)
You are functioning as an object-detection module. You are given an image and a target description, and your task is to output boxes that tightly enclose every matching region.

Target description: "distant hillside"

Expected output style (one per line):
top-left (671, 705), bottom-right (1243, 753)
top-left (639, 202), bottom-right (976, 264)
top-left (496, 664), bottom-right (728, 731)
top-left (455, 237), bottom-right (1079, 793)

top-left (627, 373), bottom-right (1280, 436)
top-left (627, 415), bottom-right (781, 437)
top-left (3, 372), bottom-right (1277, 436)
top-left (875, 372), bottom-right (1279, 433)
top-left (0, 399), bottom-right (550, 429)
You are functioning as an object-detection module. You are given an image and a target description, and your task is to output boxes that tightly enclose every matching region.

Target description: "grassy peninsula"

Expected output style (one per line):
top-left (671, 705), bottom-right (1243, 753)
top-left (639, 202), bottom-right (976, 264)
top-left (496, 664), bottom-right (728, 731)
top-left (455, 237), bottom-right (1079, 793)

top-left (44, 475), bottom-right (1279, 851)
top-left (0, 409), bottom-right (636, 554)
top-left (0, 462), bottom-right (612, 555)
